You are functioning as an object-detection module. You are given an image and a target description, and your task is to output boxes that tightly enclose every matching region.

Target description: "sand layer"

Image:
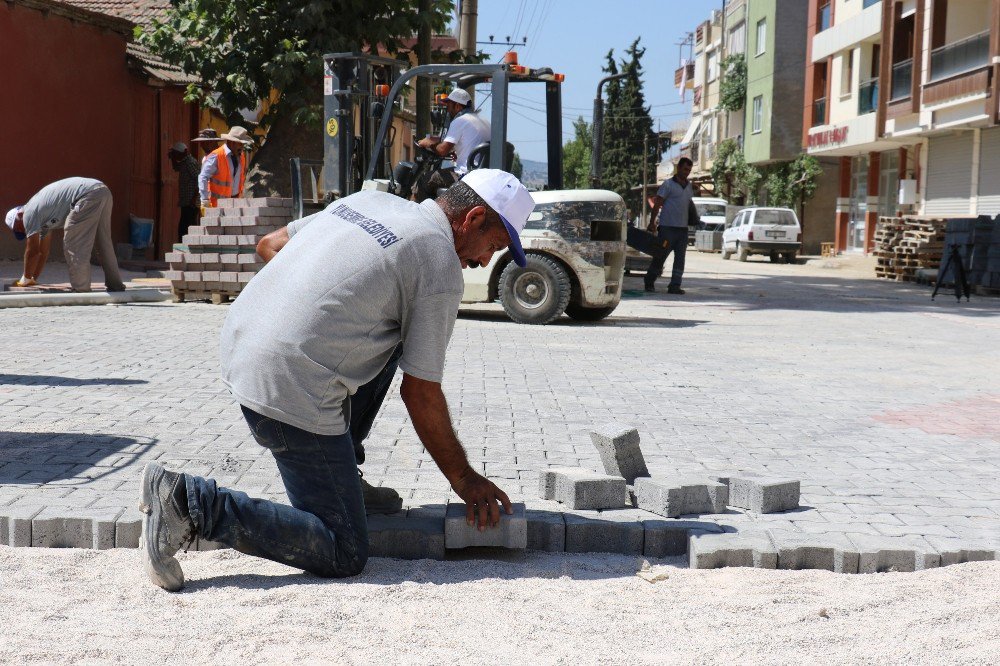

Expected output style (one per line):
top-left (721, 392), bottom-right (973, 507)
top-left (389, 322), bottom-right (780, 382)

top-left (1, 546), bottom-right (998, 664)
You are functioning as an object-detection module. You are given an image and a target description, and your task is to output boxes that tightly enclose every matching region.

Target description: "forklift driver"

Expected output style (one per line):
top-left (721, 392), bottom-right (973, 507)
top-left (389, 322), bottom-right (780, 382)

top-left (414, 88), bottom-right (491, 201)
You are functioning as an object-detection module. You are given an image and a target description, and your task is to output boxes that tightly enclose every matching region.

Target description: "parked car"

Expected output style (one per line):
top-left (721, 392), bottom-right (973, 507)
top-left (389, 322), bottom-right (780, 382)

top-left (721, 207), bottom-right (802, 263)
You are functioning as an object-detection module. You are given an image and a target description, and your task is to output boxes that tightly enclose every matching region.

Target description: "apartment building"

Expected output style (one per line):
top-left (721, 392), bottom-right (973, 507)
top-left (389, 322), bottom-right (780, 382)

top-left (882, 0), bottom-right (1000, 217)
top-left (804, 0), bottom-right (1000, 254)
top-left (682, 9), bottom-right (724, 180)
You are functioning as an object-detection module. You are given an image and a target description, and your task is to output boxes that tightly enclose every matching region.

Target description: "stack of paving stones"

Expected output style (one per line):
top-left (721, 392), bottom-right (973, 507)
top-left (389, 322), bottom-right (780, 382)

top-left (165, 197), bottom-right (293, 304)
top-left (873, 216), bottom-right (948, 282)
top-left (943, 215), bottom-right (1000, 294)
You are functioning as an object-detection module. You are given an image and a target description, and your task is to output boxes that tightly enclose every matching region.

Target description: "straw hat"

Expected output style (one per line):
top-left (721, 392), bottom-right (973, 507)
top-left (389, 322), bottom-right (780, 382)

top-left (191, 128), bottom-right (221, 143)
top-left (220, 126), bottom-right (253, 145)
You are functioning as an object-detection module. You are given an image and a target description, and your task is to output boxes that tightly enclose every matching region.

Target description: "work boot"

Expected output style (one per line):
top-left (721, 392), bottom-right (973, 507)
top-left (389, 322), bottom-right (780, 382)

top-left (644, 282), bottom-right (656, 293)
top-left (360, 474), bottom-right (403, 515)
top-left (138, 461), bottom-right (196, 592)
top-left (667, 285), bottom-right (686, 295)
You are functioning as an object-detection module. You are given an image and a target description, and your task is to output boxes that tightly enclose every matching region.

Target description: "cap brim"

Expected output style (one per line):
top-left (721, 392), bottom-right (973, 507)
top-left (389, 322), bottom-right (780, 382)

top-left (500, 216), bottom-right (527, 268)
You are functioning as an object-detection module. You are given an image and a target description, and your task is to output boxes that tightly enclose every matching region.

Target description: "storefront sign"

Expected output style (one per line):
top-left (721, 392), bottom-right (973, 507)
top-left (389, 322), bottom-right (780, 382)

top-left (808, 126), bottom-right (850, 149)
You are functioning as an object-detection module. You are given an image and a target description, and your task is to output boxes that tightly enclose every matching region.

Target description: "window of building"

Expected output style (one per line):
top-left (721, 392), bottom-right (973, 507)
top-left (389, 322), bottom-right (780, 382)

top-left (863, 0), bottom-right (881, 8)
top-left (707, 51), bottom-right (718, 82)
top-left (752, 95), bottom-right (763, 133)
top-left (819, 3), bottom-right (831, 31)
top-left (755, 19), bottom-right (767, 56)
top-left (841, 49), bottom-right (854, 97)
top-left (728, 22), bottom-right (746, 55)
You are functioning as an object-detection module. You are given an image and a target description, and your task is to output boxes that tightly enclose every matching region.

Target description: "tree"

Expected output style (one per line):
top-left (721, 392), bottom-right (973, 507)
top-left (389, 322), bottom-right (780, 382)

top-left (138, 0), bottom-right (455, 196)
top-left (711, 139), bottom-right (762, 205)
top-left (510, 152), bottom-right (524, 180)
top-left (763, 154), bottom-right (823, 209)
top-left (718, 55), bottom-right (747, 112)
top-left (599, 39), bottom-right (658, 213)
top-left (562, 116), bottom-right (592, 189)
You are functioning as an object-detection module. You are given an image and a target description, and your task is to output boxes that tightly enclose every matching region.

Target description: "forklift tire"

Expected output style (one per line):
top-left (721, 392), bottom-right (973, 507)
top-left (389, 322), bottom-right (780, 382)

top-left (499, 255), bottom-right (571, 325)
top-left (565, 302), bottom-right (616, 322)
top-left (738, 243), bottom-right (749, 262)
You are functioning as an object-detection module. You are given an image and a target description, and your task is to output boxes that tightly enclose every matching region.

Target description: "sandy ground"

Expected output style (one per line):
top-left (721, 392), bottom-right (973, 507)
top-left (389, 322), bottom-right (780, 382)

top-left (1, 547), bottom-right (997, 664)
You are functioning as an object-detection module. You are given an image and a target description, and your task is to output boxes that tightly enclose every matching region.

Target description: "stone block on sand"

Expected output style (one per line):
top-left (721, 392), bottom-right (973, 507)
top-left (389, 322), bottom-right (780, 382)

top-left (589, 423), bottom-right (649, 484)
top-left (444, 502), bottom-right (526, 549)
top-left (687, 530), bottom-right (778, 569)
top-left (538, 467), bottom-right (627, 510)
top-left (725, 476), bottom-right (800, 514)
top-left (634, 477), bottom-right (728, 518)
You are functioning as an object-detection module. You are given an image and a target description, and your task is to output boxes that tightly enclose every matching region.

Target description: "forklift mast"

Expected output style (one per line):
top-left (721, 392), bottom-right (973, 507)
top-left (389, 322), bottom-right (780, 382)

top-left (321, 52), bottom-right (565, 199)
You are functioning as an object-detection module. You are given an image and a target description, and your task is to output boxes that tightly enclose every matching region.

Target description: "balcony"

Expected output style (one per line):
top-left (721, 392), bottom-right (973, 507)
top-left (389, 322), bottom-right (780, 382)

top-left (890, 59), bottom-right (912, 101)
top-left (812, 97), bottom-right (827, 127)
top-left (858, 78), bottom-right (878, 115)
top-left (930, 31), bottom-right (990, 83)
top-left (674, 63), bottom-right (695, 88)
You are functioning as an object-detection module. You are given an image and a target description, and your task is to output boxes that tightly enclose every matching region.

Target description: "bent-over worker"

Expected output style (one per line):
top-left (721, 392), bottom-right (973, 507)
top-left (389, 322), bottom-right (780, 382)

top-left (4, 177), bottom-right (125, 292)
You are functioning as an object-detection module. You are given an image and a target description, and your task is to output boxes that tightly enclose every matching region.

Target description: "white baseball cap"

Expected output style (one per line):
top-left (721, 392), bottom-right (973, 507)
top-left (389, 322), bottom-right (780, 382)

top-left (5, 206), bottom-right (25, 241)
top-left (460, 169), bottom-right (534, 267)
top-left (446, 88), bottom-right (472, 106)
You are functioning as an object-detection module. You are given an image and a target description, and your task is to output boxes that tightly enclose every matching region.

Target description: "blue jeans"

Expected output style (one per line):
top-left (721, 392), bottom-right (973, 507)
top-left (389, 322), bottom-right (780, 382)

top-left (184, 345), bottom-right (402, 578)
top-left (644, 226), bottom-right (688, 288)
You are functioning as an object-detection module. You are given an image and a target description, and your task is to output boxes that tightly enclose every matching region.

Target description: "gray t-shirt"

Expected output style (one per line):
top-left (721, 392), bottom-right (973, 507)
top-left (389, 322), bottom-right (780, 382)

top-left (656, 177), bottom-right (694, 228)
top-left (220, 191), bottom-right (464, 435)
top-left (22, 177), bottom-right (105, 237)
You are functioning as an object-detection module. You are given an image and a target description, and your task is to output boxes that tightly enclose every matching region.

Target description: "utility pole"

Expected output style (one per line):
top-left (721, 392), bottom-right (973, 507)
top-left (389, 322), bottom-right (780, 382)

top-left (459, 0), bottom-right (478, 102)
top-left (642, 133), bottom-right (649, 225)
top-left (416, 0), bottom-right (432, 138)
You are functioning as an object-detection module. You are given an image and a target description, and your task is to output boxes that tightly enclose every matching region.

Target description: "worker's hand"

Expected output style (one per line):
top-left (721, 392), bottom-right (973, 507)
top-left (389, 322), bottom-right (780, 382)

top-left (450, 466), bottom-right (513, 531)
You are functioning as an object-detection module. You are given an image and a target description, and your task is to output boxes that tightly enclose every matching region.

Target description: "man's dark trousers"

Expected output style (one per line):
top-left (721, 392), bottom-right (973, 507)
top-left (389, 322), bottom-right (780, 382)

top-left (178, 205), bottom-right (199, 241)
top-left (644, 225), bottom-right (688, 289)
top-left (184, 346), bottom-right (403, 578)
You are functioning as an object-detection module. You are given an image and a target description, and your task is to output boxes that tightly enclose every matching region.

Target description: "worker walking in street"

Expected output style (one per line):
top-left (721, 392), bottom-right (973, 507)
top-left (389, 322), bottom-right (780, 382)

top-left (167, 141), bottom-right (200, 241)
top-left (645, 157), bottom-right (697, 294)
top-left (198, 126), bottom-right (253, 208)
top-left (4, 178), bottom-right (125, 292)
top-left (139, 169), bottom-right (533, 591)
top-left (415, 88), bottom-right (491, 201)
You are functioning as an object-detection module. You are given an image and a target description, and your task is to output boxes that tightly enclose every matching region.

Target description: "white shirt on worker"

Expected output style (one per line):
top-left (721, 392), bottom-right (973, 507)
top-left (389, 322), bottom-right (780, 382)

top-left (444, 111), bottom-right (491, 175)
top-left (197, 144), bottom-right (244, 200)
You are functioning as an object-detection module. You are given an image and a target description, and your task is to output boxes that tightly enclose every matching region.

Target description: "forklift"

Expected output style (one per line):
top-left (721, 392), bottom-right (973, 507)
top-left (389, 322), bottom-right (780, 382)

top-left (291, 51), bottom-right (628, 324)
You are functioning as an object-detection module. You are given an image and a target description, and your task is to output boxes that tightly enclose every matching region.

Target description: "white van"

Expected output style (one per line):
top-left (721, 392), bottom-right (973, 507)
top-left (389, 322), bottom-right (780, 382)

top-left (722, 207), bottom-right (802, 263)
top-left (692, 197), bottom-right (729, 235)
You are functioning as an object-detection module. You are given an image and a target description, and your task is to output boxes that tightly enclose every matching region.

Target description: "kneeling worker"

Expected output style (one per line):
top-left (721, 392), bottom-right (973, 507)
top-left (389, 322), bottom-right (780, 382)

top-left (139, 169), bottom-right (534, 590)
top-left (4, 178), bottom-right (125, 292)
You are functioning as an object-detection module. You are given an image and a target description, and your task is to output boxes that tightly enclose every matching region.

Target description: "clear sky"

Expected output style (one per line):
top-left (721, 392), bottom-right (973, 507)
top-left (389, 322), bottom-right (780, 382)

top-left (463, 0), bottom-right (725, 162)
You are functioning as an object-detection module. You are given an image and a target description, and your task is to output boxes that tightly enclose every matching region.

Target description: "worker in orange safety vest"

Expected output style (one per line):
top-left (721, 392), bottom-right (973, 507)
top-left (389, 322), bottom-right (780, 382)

top-left (198, 126), bottom-right (253, 208)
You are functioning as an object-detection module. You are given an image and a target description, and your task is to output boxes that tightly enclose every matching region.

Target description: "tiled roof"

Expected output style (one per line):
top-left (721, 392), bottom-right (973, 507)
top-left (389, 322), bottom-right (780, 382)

top-left (58, 0), bottom-right (198, 84)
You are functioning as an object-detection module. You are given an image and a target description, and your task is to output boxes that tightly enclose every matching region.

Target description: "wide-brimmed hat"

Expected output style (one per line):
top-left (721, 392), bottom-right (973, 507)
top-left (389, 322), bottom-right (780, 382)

top-left (191, 128), bottom-right (221, 142)
top-left (221, 126), bottom-right (254, 145)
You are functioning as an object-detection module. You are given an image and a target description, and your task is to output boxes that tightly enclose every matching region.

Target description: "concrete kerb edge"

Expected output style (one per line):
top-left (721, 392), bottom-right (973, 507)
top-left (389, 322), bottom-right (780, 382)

top-left (0, 288), bottom-right (170, 309)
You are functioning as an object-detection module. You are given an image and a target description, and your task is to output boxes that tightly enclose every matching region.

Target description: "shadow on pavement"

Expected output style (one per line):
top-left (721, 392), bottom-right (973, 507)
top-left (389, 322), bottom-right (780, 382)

top-left (458, 309), bottom-right (708, 329)
top-left (0, 374), bottom-right (147, 387)
top-left (626, 270), bottom-right (1000, 317)
top-left (0, 431), bottom-right (154, 484)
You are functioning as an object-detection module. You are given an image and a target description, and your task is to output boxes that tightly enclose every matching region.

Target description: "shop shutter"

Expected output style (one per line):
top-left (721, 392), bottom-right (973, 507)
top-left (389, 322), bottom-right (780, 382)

top-left (924, 133), bottom-right (974, 216)
top-left (978, 128), bottom-right (1000, 216)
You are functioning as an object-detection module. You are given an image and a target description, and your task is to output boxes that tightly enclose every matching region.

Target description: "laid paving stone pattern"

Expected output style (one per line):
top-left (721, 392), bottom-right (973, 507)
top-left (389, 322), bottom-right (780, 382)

top-left (1, 257), bottom-right (999, 571)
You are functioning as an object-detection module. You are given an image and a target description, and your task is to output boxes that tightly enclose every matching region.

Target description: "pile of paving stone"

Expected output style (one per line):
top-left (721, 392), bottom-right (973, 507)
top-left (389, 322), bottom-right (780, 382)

top-left (874, 216), bottom-right (948, 282)
top-left (164, 197), bottom-right (293, 304)
top-left (942, 215), bottom-right (1000, 295)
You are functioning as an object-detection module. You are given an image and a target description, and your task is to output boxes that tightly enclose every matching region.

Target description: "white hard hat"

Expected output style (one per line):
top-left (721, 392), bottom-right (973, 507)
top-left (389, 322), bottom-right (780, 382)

top-left (446, 88), bottom-right (472, 106)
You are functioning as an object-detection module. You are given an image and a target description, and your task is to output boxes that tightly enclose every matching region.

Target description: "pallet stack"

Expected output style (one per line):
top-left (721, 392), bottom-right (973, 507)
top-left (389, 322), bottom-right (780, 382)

top-left (165, 197), bottom-right (293, 303)
top-left (873, 216), bottom-right (947, 282)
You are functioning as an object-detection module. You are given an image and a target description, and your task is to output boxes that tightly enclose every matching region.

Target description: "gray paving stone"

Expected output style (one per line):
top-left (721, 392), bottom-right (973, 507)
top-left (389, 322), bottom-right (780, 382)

top-left (923, 537), bottom-right (999, 567)
top-left (634, 477), bottom-right (728, 518)
top-left (725, 476), bottom-right (800, 514)
top-left (564, 510), bottom-right (644, 555)
top-left (644, 519), bottom-right (722, 558)
top-left (524, 503), bottom-right (566, 552)
top-left (539, 467), bottom-right (627, 510)
top-left (589, 423), bottom-right (648, 484)
top-left (769, 529), bottom-right (859, 573)
top-left (31, 506), bottom-right (123, 549)
top-left (847, 534), bottom-right (940, 573)
top-left (367, 503), bottom-right (446, 560)
top-left (687, 530), bottom-right (778, 569)
top-left (0, 506), bottom-right (42, 547)
top-left (115, 505), bottom-right (142, 548)
top-left (444, 502), bottom-right (526, 549)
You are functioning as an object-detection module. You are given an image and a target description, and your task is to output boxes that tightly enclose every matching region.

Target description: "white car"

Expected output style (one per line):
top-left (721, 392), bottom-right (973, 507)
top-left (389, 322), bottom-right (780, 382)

top-left (722, 207), bottom-right (802, 263)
